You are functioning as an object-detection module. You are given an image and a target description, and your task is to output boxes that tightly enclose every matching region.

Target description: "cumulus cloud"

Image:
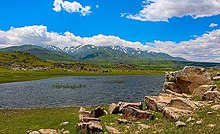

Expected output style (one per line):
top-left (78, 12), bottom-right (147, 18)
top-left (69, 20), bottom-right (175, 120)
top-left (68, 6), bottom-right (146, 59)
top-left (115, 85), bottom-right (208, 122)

top-left (209, 23), bottom-right (218, 28)
top-left (53, 0), bottom-right (91, 16)
top-left (0, 25), bottom-right (220, 63)
top-left (125, 0), bottom-right (220, 21)
top-left (152, 30), bottom-right (220, 62)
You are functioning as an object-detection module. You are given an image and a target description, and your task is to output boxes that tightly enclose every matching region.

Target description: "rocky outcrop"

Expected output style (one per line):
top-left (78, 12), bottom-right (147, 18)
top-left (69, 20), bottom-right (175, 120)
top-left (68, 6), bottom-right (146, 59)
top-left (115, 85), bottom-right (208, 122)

top-left (145, 66), bottom-right (219, 120)
top-left (164, 66), bottom-right (213, 93)
top-left (77, 106), bottom-right (104, 133)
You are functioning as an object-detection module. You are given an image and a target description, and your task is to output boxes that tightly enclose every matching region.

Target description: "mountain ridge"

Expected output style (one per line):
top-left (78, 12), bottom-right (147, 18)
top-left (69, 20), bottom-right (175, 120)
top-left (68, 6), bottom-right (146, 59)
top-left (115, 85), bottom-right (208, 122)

top-left (0, 44), bottom-right (186, 62)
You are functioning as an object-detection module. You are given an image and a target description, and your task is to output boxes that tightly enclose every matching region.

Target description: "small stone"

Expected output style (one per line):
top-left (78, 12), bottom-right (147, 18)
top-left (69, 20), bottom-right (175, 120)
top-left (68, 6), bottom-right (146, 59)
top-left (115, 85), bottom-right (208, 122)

top-left (207, 112), bottom-right (213, 114)
top-left (175, 121), bottom-right (186, 128)
top-left (38, 129), bottom-right (59, 134)
top-left (138, 124), bottom-right (152, 129)
top-left (208, 124), bottom-right (216, 128)
top-left (211, 105), bottom-right (220, 111)
top-left (196, 120), bottom-right (202, 125)
top-left (28, 131), bottom-right (40, 134)
top-left (63, 130), bottom-right (70, 134)
top-left (60, 121), bottom-right (69, 126)
top-left (105, 126), bottom-right (122, 134)
top-left (117, 118), bottom-right (130, 124)
top-left (79, 107), bottom-right (86, 113)
top-left (186, 117), bottom-right (195, 123)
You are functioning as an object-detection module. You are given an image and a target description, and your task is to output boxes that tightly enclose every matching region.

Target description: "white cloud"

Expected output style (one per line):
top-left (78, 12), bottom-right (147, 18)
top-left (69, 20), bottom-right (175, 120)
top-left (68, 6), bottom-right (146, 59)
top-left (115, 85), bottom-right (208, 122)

top-left (53, 0), bottom-right (91, 16)
top-left (96, 5), bottom-right (99, 8)
top-left (0, 25), bottom-right (220, 63)
top-left (152, 30), bottom-right (220, 62)
top-left (209, 23), bottom-right (218, 28)
top-left (125, 0), bottom-right (220, 22)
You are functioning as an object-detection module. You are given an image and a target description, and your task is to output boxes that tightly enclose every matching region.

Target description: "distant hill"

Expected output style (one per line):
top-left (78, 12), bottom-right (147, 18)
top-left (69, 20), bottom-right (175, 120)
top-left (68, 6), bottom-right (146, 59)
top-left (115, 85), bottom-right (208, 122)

top-left (0, 52), bottom-right (53, 69)
top-left (0, 45), bottom-right (75, 62)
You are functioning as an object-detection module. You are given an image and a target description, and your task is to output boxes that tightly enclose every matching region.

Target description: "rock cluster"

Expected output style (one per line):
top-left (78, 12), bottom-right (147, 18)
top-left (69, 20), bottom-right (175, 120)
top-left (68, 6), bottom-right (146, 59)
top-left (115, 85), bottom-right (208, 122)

top-left (145, 66), bottom-right (220, 121)
top-left (77, 106), bottom-right (106, 133)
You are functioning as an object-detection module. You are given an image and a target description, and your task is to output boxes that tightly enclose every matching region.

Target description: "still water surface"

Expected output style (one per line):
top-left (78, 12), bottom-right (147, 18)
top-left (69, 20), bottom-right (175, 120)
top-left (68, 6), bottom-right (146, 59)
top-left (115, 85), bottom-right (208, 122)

top-left (0, 75), bottom-right (164, 108)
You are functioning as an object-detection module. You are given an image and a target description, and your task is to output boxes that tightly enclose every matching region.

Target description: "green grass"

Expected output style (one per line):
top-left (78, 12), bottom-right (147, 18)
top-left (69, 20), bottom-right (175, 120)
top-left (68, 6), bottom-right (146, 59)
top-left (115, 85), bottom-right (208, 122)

top-left (1, 106), bottom-right (220, 134)
top-left (52, 84), bottom-right (86, 89)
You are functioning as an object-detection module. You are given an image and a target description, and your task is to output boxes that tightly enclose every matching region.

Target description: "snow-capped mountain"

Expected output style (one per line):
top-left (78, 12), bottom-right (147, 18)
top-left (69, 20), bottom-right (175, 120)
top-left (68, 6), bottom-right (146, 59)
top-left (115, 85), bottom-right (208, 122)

top-left (43, 44), bottom-right (186, 61)
top-left (0, 44), bottom-right (186, 62)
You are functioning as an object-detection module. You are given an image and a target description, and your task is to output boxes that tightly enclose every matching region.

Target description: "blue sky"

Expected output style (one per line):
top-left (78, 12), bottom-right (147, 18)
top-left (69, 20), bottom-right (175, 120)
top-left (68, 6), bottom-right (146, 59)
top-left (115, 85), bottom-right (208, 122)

top-left (0, 0), bottom-right (220, 62)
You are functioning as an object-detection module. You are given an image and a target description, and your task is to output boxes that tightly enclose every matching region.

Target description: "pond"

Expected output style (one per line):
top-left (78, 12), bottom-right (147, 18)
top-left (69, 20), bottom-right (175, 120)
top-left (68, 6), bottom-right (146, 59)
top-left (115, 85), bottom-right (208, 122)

top-left (0, 75), bottom-right (164, 108)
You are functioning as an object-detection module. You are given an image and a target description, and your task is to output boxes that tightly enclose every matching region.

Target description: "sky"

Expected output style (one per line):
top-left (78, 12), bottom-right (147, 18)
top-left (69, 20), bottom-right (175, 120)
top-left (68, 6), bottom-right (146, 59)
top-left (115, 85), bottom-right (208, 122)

top-left (0, 0), bottom-right (220, 62)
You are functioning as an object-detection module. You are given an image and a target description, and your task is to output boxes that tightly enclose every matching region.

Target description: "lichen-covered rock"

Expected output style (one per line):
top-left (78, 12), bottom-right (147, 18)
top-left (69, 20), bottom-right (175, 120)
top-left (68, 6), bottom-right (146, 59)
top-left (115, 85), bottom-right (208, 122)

top-left (121, 106), bottom-right (154, 120)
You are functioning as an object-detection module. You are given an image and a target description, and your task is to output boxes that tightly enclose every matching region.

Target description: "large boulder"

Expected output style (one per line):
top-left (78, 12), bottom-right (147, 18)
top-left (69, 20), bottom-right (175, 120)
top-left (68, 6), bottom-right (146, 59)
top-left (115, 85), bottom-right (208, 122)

top-left (165, 66), bottom-right (213, 93)
top-left (167, 97), bottom-right (197, 110)
top-left (145, 93), bottom-right (177, 111)
top-left (121, 106), bottom-right (154, 120)
top-left (192, 85), bottom-right (218, 98)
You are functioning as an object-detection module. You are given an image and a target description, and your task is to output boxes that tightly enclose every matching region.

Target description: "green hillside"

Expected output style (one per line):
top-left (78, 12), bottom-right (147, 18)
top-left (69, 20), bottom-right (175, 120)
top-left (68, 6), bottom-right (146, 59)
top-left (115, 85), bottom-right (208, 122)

top-left (0, 52), bottom-right (53, 69)
top-left (0, 45), bottom-right (75, 62)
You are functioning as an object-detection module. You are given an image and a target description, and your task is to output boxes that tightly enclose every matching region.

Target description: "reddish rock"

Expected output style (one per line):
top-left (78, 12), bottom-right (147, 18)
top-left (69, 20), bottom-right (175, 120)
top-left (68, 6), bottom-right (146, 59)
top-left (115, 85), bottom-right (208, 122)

top-left (121, 106), bottom-right (154, 120)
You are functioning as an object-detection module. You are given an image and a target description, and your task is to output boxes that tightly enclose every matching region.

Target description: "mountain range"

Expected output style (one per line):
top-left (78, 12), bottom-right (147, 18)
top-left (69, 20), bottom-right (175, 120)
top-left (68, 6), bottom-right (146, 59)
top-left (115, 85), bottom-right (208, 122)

top-left (0, 44), bottom-right (185, 63)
